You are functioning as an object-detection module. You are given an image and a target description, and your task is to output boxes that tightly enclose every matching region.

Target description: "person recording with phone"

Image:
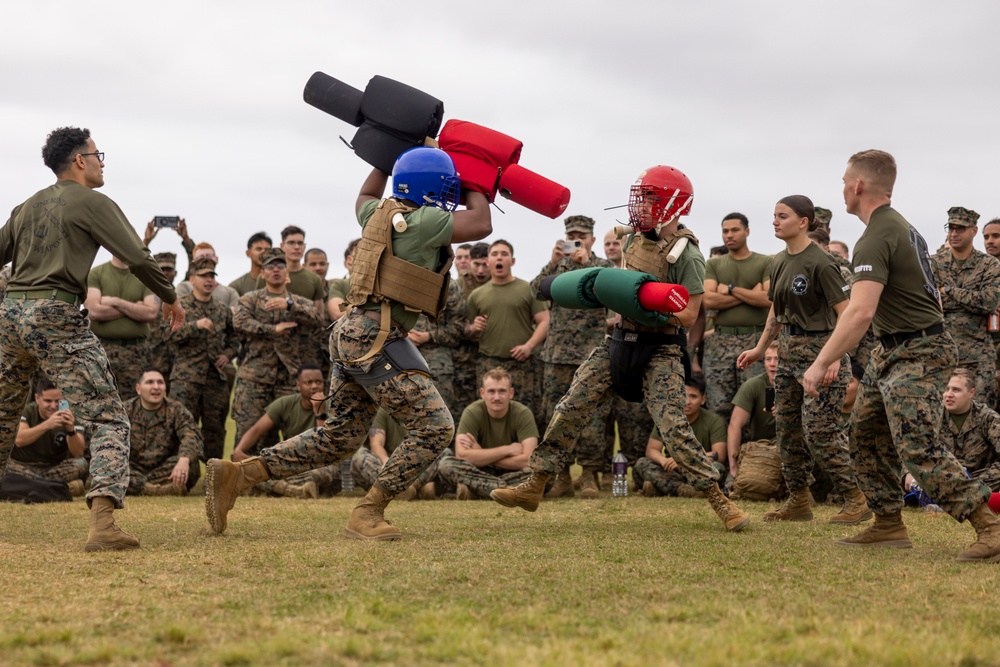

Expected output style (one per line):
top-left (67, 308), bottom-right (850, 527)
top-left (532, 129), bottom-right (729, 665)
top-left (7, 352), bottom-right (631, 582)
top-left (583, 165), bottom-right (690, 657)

top-left (143, 215), bottom-right (196, 279)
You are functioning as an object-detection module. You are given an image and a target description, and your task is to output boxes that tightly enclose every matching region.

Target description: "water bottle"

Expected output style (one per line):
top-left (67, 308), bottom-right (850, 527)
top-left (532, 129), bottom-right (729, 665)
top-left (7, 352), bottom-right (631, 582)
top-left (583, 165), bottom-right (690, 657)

top-left (340, 458), bottom-right (355, 493)
top-left (612, 452), bottom-right (628, 497)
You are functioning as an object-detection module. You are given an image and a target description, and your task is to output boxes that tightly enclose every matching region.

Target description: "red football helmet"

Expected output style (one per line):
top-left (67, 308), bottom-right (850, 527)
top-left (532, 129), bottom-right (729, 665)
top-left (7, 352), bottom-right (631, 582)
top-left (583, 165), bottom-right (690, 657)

top-left (627, 166), bottom-right (694, 233)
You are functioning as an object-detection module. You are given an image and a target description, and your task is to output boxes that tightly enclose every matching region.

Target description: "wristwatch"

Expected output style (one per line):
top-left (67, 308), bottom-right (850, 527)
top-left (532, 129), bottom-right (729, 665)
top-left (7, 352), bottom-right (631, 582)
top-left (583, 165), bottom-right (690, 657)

top-left (727, 283), bottom-right (735, 295)
top-left (285, 297), bottom-right (294, 310)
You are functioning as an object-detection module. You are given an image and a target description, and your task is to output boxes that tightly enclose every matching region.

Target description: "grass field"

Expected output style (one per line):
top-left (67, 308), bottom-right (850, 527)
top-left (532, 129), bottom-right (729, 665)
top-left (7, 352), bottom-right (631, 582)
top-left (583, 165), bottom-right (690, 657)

top-left (4, 491), bottom-right (1000, 667)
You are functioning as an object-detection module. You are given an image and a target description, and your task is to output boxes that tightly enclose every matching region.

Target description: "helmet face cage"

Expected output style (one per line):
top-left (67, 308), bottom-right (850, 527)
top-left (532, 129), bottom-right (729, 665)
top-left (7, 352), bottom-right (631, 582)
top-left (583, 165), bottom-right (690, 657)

top-left (392, 148), bottom-right (461, 212)
top-left (627, 167), bottom-right (693, 233)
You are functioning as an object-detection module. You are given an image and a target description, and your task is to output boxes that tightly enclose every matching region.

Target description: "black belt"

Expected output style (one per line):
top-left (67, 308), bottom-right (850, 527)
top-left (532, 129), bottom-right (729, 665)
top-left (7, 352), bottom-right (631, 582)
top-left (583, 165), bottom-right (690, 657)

top-left (784, 324), bottom-right (829, 337)
top-left (612, 326), bottom-right (686, 347)
top-left (878, 323), bottom-right (945, 350)
top-left (618, 319), bottom-right (678, 334)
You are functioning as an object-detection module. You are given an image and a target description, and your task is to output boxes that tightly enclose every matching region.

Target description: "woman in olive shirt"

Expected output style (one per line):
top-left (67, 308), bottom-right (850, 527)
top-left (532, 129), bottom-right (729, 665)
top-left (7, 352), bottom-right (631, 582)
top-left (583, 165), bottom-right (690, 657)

top-left (737, 195), bottom-right (870, 524)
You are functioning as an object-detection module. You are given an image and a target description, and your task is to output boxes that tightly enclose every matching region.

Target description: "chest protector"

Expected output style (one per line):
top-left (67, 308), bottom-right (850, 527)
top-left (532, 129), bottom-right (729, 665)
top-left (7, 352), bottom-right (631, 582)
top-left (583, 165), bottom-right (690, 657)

top-left (623, 228), bottom-right (699, 278)
top-left (347, 198), bottom-right (454, 319)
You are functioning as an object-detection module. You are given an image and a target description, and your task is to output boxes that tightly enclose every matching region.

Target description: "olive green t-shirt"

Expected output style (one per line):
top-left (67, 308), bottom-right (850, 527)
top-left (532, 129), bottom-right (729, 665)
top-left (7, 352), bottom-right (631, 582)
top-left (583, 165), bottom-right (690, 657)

top-left (88, 261), bottom-right (153, 340)
top-left (264, 393), bottom-right (316, 440)
top-left (12, 402), bottom-right (74, 467)
top-left (371, 407), bottom-right (407, 454)
top-left (650, 408), bottom-right (726, 453)
top-left (357, 198), bottom-right (455, 331)
top-left (287, 267), bottom-right (326, 301)
top-left (457, 399), bottom-right (538, 448)
top-left (705, 251), bottom-right (772, 327)
top-left (328, 277), bottom-right (350, 302)
top-left (852, 205), bottom-right (943, 337)
top-left (1, 180), bottom-right (175, 304)
top-left (229, 272), bottom-right (261, 297)
top-left (465, 279), bottom-right (548, 358)
top-left (768, 242), bottom-right (850, 332)
top-left (731, 373), bottom-right (776, 441)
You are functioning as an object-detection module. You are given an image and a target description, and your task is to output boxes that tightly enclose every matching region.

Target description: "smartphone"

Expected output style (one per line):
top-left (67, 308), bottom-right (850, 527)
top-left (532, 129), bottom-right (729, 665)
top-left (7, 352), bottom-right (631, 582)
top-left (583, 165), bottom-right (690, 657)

top-left (58, 399), bottom-right (70, 412)
top-left (764, 387), bottom-right (775, 412)
top-left (558, 239), bottom-right (582, 254)
top-left (154, 216), bottom-right (180, 228)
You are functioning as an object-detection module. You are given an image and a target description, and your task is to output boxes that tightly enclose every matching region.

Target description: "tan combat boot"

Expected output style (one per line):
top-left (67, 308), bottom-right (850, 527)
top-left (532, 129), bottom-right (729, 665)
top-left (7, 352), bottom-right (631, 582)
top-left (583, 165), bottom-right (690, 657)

top-left (67, 480), bottom-right (86, 498)
top-left (345, 485), bottom-right (401, 541)
top-left (456, 483), bottom-right (473, 500)
top-left (835, 510), bottom-right (911, 548)
top-left (829, 487), bottom-right (873, 525)
top-left (143, 482), bottom-right (186, 497)
top-left (705, 483), bottom-right (750, 532)
top-left (641, 480), bottom-right (658, 497)
top-left (271, 480), bottom-right (319, 499)
top-left (956, 503), bottom-right (1000, 562)
top-left (544, 468), bottom-right (575, 498)
top-left (676, 484), bottom-right (705, 498)
top-left (579, 467), bottom-right (601, 499)
top-left (763, 487), bottom-right (814, 522)
top-left (205, 457), bottom-right (271, 535)
top-left (84, 496), bottom-right (140, 552)
top-left (490, 472), bottom-right (550, 512)
top-left (419, 481), bottom-right (437, 500)
top-left (395, 484), bottom-right (418, 502)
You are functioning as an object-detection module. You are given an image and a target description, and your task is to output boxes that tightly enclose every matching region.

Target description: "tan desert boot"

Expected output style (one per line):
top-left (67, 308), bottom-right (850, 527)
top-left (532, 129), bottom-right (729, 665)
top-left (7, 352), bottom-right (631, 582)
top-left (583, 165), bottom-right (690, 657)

top-left (84, 496), bottom-right (140, 552)
top-left (579, 467), bottom-right (601, 499)
top-left (836, 510), bottom-right (912, 548)
top-left (544, 468), bottom-right (574, 498)
top-left (763, 487), bottom-right (814, 522)
top-left (490, 472), bottom-right (550, 512)
top-left (829, 487), bottom-right (873, 525)
top-left (706, 483), bottom-right (750, 532)
top-left (956, 502), bottom-right (1000, 562)
top-left (205, 457), bottom-right (270, 535)
top-left (143, 482), bottom-right (186, 496)
top-left (345, 485), bottom-right (401, 541)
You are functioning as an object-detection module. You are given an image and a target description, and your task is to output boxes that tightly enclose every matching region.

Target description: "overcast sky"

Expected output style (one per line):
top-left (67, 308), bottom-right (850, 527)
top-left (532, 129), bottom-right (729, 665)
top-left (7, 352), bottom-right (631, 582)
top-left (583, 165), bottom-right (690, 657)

top-left (3, 1), bottom-right (999, 285)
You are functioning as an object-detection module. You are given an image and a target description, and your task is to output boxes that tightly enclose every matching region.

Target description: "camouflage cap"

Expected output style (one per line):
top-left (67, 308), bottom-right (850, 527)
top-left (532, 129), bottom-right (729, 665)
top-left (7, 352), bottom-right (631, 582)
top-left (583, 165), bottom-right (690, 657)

top-left (813, 207), bottom-right (832, 228)
top-left (153, 252), bottom-right (177, 268)
top-left (947, 206), bottom-right (980, 228)
top-left (190, 257), bottom-right (218, 276)
top-left (564, 215), bottom-right (596, 235)
top-left (260, 247), bottom-right (287, 266)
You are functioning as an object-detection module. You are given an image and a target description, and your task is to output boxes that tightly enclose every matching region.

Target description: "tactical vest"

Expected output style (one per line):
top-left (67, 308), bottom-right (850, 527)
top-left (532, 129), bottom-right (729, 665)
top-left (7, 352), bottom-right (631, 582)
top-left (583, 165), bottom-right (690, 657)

top-left (623, 228), bottom-right (699, 279)
top-left (347, 198), bottom-right (454, 319)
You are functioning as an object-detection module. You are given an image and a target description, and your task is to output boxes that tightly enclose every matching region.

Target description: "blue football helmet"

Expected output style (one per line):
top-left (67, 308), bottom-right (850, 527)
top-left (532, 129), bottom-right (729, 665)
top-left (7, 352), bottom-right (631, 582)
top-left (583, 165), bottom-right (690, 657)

top-left (392, 147), bottom-right (461, 212)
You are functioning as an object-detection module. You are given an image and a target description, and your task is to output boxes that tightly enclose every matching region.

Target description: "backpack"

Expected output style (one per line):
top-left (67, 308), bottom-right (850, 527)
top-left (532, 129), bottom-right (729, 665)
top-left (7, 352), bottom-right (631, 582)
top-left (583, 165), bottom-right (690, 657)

top-left (0, 473), bottom-right (73, 504)
top-left (729, 439), bottom-right (787, 502)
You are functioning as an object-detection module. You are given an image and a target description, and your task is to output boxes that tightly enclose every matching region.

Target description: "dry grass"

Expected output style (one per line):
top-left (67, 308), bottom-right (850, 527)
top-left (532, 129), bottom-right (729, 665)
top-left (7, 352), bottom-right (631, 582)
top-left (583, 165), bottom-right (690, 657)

top-left (4, 493), bottom-right (1000, 667)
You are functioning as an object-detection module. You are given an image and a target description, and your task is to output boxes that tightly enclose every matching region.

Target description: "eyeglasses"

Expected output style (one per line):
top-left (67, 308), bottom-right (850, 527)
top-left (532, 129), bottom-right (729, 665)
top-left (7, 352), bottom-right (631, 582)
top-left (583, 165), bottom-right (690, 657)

top-left (79, 151), bottom-right (105, 162)
top-left (945, 224), bottom-right (971, 233)
top-left (264, 263), bottom-right (287, 270)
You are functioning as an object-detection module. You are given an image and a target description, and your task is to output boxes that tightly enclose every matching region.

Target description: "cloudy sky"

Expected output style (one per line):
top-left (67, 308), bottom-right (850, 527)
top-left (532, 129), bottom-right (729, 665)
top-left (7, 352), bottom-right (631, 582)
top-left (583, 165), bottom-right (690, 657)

top-left (3, 1), bottom-right (999, 284)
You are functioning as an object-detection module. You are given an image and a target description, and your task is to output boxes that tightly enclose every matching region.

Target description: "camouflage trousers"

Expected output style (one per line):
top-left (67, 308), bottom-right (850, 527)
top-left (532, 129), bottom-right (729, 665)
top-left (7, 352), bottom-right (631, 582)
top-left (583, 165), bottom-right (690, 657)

top-left (851, 333), bottom-right (989, 519)
top-left (478, 355), bottom-right (543, 433)
top-left (256, 464), bottom-right (340, 496)
top-left (5, 457), bottom-right (88, 483)
top-left (170, 375), bottom-right (230, 461)
top-left (421, 345), bottom-right (457, 423)
top-left (604, 394), bottom-right (654, 472)
top-left (231, 376), bottom-right (294, 455)
top-left (775, 334), bottom-right (858, 495)
top-left (452, 341), bottom-right (480, 415)
top-left (128, 454), bottom-right (201, 494)
top-left (352, 446), bottom-right (446, 492)
top-left (100, 337), bottom-right (150, 394)
top-left (543, 361), bottom-right (612, 469)
top-left (258, 311), bottom-right (454, 497)
top-left (703, 331), bottom-right (763, 421)
top-left (437, 451), bottom-right (532, 498)
top-left (0, 298), bottom-right (130, 507)
top-left (530, 339), bottom-right (719, 491)
top-left (633, 456), bottom-right (726, 495)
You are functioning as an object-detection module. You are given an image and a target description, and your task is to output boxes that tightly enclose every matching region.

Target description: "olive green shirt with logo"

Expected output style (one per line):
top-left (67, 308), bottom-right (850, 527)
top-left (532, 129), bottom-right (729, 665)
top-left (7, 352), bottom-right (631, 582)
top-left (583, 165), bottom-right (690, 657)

top-left (768, 242), bottom-right (849, 332)
top-left (852, 205), bottom-right (943, 338)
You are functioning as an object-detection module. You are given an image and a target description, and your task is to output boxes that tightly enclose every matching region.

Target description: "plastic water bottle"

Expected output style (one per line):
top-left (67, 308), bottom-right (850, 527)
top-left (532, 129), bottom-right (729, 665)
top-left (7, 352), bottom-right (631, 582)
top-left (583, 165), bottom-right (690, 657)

top-left (612, 452), bottom-right (628, 497)
top-left (340, 458), bottom-right (355, 493)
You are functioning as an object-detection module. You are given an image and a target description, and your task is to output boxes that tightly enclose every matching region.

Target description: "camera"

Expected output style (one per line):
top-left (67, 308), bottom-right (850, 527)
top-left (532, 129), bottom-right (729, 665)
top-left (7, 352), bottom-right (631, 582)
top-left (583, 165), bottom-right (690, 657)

top-left (558, 239), bottom-right (582, 254)
top-left (154, 216), bottom-right (180, 228)
top-left (58, 399), bottom-right (70, 412)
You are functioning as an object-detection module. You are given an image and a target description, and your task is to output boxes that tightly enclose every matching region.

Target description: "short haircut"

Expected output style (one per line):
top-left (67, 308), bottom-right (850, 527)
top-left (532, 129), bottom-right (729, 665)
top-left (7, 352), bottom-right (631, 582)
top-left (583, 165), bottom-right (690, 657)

top-left (950, 367), bottom-right (976, 391)
top-left (344, 238), bottom-right (361, 260)
top-left (297, 362), bottom-right (323, 378)
top-left (456, 243), bottom-right (472, 252)
top-left (848, 149), bottom-right (897, 195)
top-left (985, 218), bottom-right (1000, 230)
top-left (304, 248), bottom-right (327, 261)
top-left (709, 245), bottom-right (729, 257)
top-left (721, 212), bottom-right (749, 228)
top-left (482, 367), bottom-right (512, 387)
top-left (766, 340), bottom-right (779, 351)
top-left (685, 375), bottom-right (707, 395)
top-left (470, 242), bottom-right (490, 260)
top-left (34, 375), bottom-right (57, 396)
top-left (42, 127), bottom-right (91, 176)
top-left (137, 368), bottom-right (164, 383)
top-left (807, 228), bottom-right (830, 246)
top-left (281, 225), bottom-right (306, 241)
top-left (489, 239), bottom-right (514, 256)
top-left (247, 232), bottom-right (272, 249)
top-left (193, 242), bottom-right (216, 254)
